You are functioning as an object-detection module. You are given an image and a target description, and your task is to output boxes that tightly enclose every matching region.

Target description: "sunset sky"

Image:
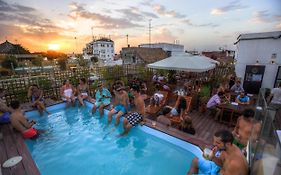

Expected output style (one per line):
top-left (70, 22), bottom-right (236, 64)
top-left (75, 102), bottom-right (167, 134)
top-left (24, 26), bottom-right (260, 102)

top-left (0, 0), bottom-right (280, 54)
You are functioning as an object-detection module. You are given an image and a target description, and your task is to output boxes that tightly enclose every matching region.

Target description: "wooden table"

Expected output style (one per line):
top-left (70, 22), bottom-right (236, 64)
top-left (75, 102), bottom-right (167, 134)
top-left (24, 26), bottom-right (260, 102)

top-left (218, 103), bottom-right (256, 126)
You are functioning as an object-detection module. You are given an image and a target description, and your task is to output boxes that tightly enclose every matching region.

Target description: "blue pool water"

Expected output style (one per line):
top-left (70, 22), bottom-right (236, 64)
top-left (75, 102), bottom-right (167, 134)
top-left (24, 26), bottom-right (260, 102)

top-left (25, 103), bottom-right (202, 175)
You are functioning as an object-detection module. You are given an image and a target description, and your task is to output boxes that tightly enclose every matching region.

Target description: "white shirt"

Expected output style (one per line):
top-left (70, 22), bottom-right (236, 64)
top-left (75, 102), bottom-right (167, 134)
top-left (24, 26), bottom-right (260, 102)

top-left (271, 87), bottom-right (281, 104)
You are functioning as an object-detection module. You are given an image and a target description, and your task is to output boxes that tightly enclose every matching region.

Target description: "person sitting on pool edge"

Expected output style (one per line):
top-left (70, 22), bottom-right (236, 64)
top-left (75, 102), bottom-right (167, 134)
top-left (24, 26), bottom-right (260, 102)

top-left (77, 78), bottom-right (89, 106)
top-left (92, 81), bottom-right (111, 117)
top-left (10, 100), bottom-right (39, 139)
top-left (107, 85), bottom-right (129, 126)
top-left (0, 88), bottom-right (14, 124)
top-left (28, 84), bottom-right (50, 115)
top-left (187, 130), bottom-right (248, 175)
top-left (60, 79), bottom-right (76, 106)
top-left (119, 84), bottom-right (145, 136)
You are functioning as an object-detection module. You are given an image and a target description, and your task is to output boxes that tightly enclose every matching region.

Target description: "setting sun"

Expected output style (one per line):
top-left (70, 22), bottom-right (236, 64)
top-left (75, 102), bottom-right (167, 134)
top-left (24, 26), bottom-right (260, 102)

top-left (48, 43), bottom-right (60, 51)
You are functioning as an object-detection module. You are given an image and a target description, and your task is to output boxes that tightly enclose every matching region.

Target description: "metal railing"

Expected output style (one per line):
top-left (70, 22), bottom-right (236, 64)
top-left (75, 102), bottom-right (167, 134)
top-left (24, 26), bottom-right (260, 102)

top-left (249, 88), bottom-right (281, 175)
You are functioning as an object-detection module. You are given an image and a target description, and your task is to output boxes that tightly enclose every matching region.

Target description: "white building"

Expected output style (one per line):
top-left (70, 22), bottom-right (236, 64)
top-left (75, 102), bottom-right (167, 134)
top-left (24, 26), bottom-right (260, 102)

top-left (138, 43), bottom-right (184, 56)
top-left (234, 31), bottom-right (281, 93)
top-left (83, 38), bottom-right (115, 61)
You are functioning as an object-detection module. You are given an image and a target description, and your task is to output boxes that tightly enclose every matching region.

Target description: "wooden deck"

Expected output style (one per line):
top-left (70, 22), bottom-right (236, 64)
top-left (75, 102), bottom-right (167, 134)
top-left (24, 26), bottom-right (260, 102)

top-left (0, 100), bottom-right (232, 175)
top-left (145, 110), bottom-right (233, 148)
top-left (0, 124), bottom-right (40, 175)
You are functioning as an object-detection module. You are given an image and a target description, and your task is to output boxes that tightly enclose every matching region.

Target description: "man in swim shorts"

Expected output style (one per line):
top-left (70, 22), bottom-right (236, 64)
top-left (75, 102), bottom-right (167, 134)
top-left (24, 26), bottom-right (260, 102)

top-left (10, 100), bottom-right (39, 139)
top-left (119, 84), bottom-right (145, 136)
top-left (0, 88), bottom-right (14, 124)
top-left (107, 85), bottom-right (129, 126)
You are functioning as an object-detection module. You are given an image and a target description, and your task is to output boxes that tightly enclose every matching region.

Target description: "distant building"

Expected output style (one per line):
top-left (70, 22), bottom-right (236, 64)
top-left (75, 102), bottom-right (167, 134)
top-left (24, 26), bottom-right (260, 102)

top-left (202, 50), bottom-right (235, 64)
top-left (234, 31), bottom-right (281, 93)
top-left (0, 40), bottom-right (38, 61)
top-left (138, 43), bottom-right (184, 56)
top-left (121, 47), bottom-right (168, 65)
top-left (83, 37), bottom-right (115, 61)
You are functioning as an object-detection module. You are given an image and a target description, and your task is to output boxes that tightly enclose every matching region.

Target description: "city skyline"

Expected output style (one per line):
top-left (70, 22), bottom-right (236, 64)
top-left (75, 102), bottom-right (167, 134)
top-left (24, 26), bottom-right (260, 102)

top-left (0, 0), bottom-right (280, 53)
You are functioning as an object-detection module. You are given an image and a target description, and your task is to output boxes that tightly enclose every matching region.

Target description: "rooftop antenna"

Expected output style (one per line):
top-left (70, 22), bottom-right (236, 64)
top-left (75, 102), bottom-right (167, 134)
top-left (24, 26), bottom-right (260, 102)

top-left (126, 34), bottom-right (129, 46)
top-left (74, 36), bottom-right (77, 55)
top-left (91, 26), bottom-right (94, 41)
top-left (15, 39), bottom-right (19, 54)
top-left (149, 19), bottom-right (152, 48)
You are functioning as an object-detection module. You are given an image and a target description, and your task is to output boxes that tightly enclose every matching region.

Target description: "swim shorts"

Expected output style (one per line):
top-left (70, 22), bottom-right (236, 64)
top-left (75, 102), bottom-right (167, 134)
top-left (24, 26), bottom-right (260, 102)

top-left (198, 158), bottom-right (221, 175)
top-left (114, 104), bottom-right (127, 114)
top-left (22, 128), bottom-right (38, 139)
top-left (0, 112), bottom-right (10, 124)
top-left (126, 112), bottom-right (143, 126)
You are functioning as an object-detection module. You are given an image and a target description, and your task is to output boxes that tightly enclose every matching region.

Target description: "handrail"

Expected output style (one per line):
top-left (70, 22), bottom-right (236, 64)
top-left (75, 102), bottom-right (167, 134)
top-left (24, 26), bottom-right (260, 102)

top-left (249, 88), bottom-right (281, 175)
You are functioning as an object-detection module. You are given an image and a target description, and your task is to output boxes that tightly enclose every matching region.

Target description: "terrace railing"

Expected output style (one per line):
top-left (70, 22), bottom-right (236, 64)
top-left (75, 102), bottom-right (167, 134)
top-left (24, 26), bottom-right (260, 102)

top-left (0, 64), bottom-right (233, 105)
top-left (249, 88), bottom-right (281, 175)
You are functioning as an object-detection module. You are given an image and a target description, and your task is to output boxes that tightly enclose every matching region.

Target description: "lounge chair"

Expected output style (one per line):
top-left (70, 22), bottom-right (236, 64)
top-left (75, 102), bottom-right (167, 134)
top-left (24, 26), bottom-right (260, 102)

top-left (145, 91), bottom-right (168, 115)
top-left (168, 96), bottom-right (192, 126)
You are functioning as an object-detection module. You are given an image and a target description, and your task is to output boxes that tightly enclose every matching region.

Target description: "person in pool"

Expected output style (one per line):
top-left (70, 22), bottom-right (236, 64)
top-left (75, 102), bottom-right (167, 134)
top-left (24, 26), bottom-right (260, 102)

top-left (28, 84), bottom-right (50, 115)
top-left (0, 88), bottom-right (14, 124)
top-left (92, 81), bottom-right (111, 117)
top-left (107, 85), bottom-right (129, 126)
top-left (119, 84), bottom-right (145, 136)
top-left (188, 130), bottom-right (248, 175)
top-left (10, 100), bottom-right (39, 139)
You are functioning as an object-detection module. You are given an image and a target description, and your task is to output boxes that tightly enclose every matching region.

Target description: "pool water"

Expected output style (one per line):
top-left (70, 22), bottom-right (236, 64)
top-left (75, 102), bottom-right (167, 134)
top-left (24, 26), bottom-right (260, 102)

top-left (25, 103), bottom-right (201, 175)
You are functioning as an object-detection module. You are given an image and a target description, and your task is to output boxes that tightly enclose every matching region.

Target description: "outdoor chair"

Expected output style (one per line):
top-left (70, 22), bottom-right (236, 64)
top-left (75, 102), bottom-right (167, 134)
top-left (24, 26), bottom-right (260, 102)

top-left (168, 96), bottom-right (192, 126)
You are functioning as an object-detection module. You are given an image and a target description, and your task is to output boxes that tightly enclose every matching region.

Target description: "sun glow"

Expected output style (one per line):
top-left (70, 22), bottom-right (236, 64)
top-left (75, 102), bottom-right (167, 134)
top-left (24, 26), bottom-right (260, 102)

top-left (48, 43), bottom-right (60, 51)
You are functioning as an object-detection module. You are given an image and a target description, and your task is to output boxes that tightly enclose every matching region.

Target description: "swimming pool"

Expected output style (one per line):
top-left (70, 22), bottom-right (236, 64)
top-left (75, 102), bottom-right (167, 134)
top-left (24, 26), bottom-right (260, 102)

top-left (25, 102), bottom-right (203, 175)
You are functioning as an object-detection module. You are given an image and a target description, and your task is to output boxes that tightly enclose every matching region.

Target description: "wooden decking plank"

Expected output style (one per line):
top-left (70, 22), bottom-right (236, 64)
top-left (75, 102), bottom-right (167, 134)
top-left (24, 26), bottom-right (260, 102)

top-left (0, 125), bottom-right (11, 175)
top-left (12, 129), bottom-right (40, 175)
top-left (2, 125), bottom-right (25, 175)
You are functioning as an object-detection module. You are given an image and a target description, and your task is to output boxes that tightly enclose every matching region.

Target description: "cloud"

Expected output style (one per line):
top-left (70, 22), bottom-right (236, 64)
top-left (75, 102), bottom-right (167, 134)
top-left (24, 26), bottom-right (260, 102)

top-left (140, 0), bottom-right (153, 7)
top-left (252, 10), bottom-right (270, 23)
top-left (68, 2), bottom-right (143, 29)
top-left (211, 1), bottom-right (248, 15)
top-left (0, 0), bottom-right (35, 12)
top-left (117, 7), bottom-right (158, 22)
top-left (252, 11), bottom-right (281, 25)
top-left (276, 23), bottom-right (281, 29)
top-left (153, 4), bottom-right (186, 19)
top-left (0, 23), bottom-right (76, 52)
top-left (0, 0), bottom-right (67, 34)
top-left (182, 19), bottom-right (218, 28)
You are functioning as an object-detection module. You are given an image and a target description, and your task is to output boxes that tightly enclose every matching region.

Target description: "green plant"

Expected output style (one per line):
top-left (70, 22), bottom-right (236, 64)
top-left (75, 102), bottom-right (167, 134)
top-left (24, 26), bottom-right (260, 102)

top-left (1, 55), bottom-right (18, 70)
top-left (31, 56), bottom-right (43, 67)
top-left (69, 76), bottom-right (79, 87)
top-left (37, 77), bottom-right (52, 90)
